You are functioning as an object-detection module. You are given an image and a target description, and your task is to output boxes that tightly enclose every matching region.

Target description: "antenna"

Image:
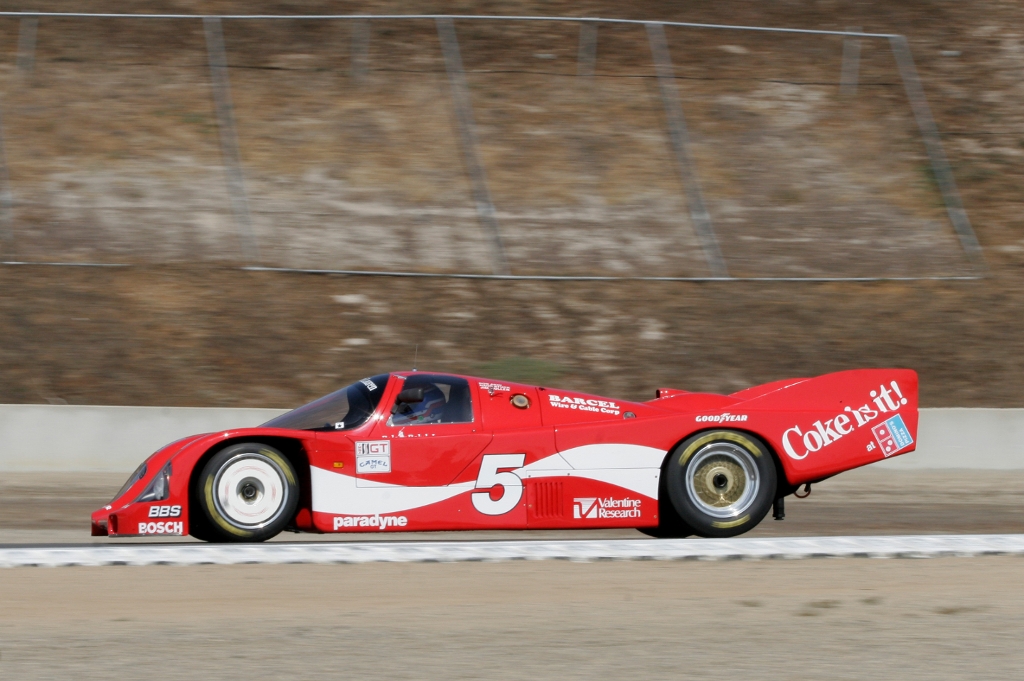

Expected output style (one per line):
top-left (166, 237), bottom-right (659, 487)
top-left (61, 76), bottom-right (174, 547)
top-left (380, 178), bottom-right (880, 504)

top-left (413, 344), bottom-right (419, 372)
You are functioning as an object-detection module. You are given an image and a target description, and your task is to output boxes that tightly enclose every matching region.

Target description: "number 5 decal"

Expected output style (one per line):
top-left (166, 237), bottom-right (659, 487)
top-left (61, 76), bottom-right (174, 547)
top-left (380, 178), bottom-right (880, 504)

top-left (472, 454), bottom-right (526, 516)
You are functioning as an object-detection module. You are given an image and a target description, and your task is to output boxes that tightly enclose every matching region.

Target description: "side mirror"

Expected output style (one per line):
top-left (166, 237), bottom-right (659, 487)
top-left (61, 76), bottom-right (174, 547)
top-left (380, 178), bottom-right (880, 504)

top-left (396, 387), bottom-right (425, 404)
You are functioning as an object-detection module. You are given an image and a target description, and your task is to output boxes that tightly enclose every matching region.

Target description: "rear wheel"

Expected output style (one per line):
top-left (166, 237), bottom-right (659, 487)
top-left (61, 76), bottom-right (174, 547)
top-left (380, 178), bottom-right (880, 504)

top-left (665, 430), bottom-right (776, 538)
top-left (195, 443), bottom-right (299, 543)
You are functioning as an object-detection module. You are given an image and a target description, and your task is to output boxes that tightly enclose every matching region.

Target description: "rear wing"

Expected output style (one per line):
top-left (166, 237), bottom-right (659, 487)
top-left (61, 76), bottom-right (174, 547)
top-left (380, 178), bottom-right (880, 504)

top-left (740, 369), bottom-right (919, 483)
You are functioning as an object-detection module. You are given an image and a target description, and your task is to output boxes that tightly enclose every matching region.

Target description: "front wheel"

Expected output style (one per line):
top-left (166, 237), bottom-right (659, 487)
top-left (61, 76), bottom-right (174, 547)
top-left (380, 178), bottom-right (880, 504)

top-left (665, 430), bottom-right (776, 538)
top-left (195, 443), bottom-right (299, 542)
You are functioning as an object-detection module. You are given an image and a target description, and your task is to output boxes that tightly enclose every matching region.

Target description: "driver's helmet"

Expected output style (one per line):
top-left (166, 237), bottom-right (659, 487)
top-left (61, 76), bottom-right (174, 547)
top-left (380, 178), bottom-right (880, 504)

top-left (395, 385), bottom-right (447, 425)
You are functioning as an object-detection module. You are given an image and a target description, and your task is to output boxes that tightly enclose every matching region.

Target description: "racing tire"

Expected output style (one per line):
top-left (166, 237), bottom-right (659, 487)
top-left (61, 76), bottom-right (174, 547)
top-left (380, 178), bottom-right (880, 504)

top-left (195, 443), bottom-right (299, 543)
top-left (665, 430), bottom-right (776, 538)
top-left (638, 467), bottom-right (694, 538)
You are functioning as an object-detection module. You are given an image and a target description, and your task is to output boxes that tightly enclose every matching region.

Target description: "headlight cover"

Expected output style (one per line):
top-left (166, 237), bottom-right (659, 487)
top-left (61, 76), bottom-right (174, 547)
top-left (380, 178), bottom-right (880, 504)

top-left (111, 462), bottom-right (148, 504)
top-left (135, 462), bottom-right (172, 503)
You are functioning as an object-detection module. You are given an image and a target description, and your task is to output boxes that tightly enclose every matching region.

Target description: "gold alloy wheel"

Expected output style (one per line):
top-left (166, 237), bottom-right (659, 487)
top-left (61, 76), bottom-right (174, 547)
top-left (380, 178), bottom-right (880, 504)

top-left (684, 442), bottom-right (760, 519)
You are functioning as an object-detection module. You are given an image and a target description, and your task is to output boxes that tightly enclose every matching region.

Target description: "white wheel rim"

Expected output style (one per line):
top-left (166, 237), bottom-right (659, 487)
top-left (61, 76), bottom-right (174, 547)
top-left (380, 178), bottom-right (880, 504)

top-left (213, 454), bottom-right (288, 529)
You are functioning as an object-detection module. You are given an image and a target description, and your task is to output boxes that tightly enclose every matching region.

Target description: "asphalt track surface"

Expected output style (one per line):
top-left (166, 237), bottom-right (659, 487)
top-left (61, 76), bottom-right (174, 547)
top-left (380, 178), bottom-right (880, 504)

top-left (1, 556), bottom-right (1022, 680)
top-left (2, 469), bottom-right (1024, 679)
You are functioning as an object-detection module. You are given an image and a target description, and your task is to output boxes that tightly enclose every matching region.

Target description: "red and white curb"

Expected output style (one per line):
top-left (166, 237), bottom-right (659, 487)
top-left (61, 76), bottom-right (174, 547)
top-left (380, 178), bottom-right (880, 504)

top-left (2, 534), bottom-right (1024, 568)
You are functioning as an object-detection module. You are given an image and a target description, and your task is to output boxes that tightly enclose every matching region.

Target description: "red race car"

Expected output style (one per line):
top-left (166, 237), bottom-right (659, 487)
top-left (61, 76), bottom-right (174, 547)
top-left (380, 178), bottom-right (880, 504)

top-left (92, 368), bottom-right (918, 542)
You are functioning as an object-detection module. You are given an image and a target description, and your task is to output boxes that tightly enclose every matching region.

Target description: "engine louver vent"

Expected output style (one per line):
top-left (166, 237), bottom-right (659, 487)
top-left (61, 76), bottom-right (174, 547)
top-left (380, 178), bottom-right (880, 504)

top-left (530, 480), bottom-right (563, 519)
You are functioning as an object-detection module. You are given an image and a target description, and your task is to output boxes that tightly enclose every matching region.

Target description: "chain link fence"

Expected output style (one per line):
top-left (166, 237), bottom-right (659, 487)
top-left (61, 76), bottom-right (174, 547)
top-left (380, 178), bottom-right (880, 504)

top-left (0, 12), bottom-right (982, 280)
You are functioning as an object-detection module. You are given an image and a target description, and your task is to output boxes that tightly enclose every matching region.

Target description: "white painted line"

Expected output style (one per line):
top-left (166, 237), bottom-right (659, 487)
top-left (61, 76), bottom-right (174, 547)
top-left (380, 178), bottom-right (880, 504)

top-left (2, 535), bottom-right (1024, 568)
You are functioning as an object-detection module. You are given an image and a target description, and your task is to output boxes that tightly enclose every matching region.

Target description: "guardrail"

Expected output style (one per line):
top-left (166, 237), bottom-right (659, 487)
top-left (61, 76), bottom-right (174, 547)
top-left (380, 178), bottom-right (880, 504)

top-left (0, 12), bottom-right (982, 280)
top-left (0, 405), bottom-right (1019, 472)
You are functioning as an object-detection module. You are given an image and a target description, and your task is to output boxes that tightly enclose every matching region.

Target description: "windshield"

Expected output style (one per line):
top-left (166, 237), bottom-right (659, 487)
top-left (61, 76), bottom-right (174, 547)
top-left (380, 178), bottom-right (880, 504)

top-left (262, 374), bottom-right (390, 431)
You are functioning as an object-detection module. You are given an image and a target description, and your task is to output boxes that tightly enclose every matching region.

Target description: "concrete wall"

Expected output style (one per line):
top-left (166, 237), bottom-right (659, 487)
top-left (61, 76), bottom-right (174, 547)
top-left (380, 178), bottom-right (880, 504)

top-left (876, 408), bottom-right (1024, 470)
top-left (0, 405), bottom-right (1020, 472)
top-left (0, 405), bottom-right (287, 472)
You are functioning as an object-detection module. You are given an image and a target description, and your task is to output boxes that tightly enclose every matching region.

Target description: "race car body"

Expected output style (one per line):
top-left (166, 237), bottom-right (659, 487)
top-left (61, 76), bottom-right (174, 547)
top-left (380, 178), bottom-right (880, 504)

top-left (92, 368), bottom-right (918, 541)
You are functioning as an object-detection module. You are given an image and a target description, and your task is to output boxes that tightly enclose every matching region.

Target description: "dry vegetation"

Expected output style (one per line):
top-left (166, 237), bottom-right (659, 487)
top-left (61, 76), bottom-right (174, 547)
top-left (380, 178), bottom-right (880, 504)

top-left (0, 0), bottom-right (1022, 406)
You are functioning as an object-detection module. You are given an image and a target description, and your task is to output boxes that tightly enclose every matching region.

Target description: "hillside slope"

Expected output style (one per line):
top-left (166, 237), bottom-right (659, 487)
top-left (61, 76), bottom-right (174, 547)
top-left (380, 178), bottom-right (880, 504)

top-left (0, 0), bottom-right (1022, 406)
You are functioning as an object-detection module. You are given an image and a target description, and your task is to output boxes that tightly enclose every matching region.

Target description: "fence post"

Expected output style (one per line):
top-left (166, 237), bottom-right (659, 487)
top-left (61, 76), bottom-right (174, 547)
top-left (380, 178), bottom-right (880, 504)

top-left (890, 35), bottom-right (983, 263)
top-left (577, 22), bottom-right (597, 79)
top-left (840, 27), bottom-right (861, 96)
top-left (646, 22), bottom-right (728, 278)
top-left (436, 17), bottom-right (510, 276)
top-left (203, 16), bottom-right (260, 263)
top-left (351, 19), bottom-right (369, 83)
top-left (16, 14), bottom-right (37, 73)
top-left (0, 105), bottom-right (13, 246)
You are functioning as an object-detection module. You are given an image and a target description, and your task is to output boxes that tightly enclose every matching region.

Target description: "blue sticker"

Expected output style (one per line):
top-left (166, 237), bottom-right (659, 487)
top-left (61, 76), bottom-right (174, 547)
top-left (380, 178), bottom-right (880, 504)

top-left (884, 414), bottom-right (914, 449)
top-left (871, 413), bottom-right (914, 457)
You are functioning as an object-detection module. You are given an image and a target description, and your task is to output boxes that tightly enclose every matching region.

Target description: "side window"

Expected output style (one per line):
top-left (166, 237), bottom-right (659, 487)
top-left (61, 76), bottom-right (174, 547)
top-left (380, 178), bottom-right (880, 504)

top-left (388, 375), bottom-right (473, 426)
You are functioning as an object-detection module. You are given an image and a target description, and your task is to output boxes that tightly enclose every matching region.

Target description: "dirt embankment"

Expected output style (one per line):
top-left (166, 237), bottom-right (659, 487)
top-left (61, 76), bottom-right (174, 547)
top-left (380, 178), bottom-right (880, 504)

top-left (0, 0), bottom-right (1021, 274)
top-left (0, 0), bottom-right (1022, 407)
top-left (2, 264), bottom-right (1024, 407)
